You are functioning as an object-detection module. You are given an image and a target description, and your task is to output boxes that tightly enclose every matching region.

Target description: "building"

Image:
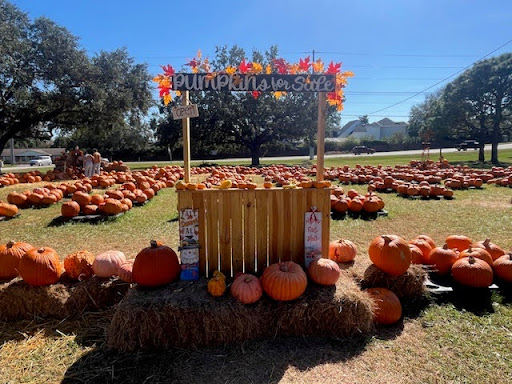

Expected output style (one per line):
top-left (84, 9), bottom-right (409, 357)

top-left (0, 148), bottom-right (65, 164)
top-left (335, 118), bottom-right (408, 140)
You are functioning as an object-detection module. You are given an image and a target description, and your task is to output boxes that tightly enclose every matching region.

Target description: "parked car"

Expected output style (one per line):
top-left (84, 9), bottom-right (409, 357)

top-left (29, 155), bottom-right (53, 166)
top-left (455, 140), bottom-right (479, 151)
top-left (352, 146), bottom-right (376, 155)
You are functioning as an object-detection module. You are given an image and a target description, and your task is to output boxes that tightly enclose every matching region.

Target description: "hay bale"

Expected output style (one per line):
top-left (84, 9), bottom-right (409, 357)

top-left (107, 275), bottom-right (374, 352)
top-left (0, 276), bottom-right (130, 321)
top-left (361, 264), bottom-right (427, 300)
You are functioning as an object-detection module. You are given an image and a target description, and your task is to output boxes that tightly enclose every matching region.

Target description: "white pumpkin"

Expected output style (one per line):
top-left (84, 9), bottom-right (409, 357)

top-left (92, 250), bottom-right (126, 277)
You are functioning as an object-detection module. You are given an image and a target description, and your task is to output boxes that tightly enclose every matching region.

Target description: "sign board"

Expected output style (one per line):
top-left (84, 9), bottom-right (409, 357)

top-left (171, 104), bottom-right (199, 120)
top-left (172, 73), bottom-right (336, 92)
top-left (304, 206), bottom-right (322, 268)
top-left (179, 208), bottom-right (199, 280)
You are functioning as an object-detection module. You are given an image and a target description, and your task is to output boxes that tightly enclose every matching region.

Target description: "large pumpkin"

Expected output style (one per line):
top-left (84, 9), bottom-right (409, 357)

top-left (0, 202), bottom-right (18, 217)
top-left (366, 287), bottom-right (402, 325)
top-left (451, 255), bottom-right (493, 288)
top-left (64, 250), bottom-right (95, 280)
top-left (458, 246), bottom-right (493, 267)
top-left (493, 253), bottom-right (512, 283)
top-left (369, 235), bottom-right (411, 276)
top-left (92, 250), bottom-right (126, 278)
top-left (445, 235), bottom-right (472, 251)
top-left (308, 258), bottom-right (340, 286)
top-left (0, 241), bottom-right (34, 280)
top-left (472, 238), bottom-right (505, 261)
top-left (18, 247), bottom-right (63, 286)
top-left (132, 240), bottom-right (180, 287)
top-left (261, 261), bottom-right (307, 301)
top-left (328, 239), bottom-right (357, 262)
top-left (428, 244), bottom-right (458, 275)
top-left (231, 273), bottom-right (263, 304)
top-left (61, 201), bottom-right (80, 218)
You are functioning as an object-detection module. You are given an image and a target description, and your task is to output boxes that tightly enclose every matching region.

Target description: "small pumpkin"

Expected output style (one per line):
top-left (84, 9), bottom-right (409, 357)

top-left (409, 238), bottom-right (433, 264)
top-left (308, 258), bottom-right (341, 286)
top-left (132, 240), bottom-right (180, 287)
top-left (366, 287), bottom-right (402, 325)
top-left (18, 247), bottom-right (63, 286)
top-left (0, 241), bottom-right (34, 280)
top-left (117, 260), bottom-right (134, 283)
top-left (445, 235), bottom-right (472, 252)
top-left (472, 239), bottom-right (505, 261)
top-left (231, 273), bottom-right (263, 304)
top-left (92, 250), bottom-right (126, 278)
top-left (493, 253), bottom-right (512, 283)
top-left (261, 261), bottom-right (307, 301)
top-left (207, 271), bottom-right (226, 297)
top-left (451, 255), bottom-right (493, 288)
top-left (64, 250), bottom-right (95, 280)
top-left (369, 235), bottom-right (411, 276)
top-left (408, 244), bottom-right (424, 264)
top-left (328, 239), bottom-right (357, 263)
top-left (458, 246), bottom-right (493, 267)
top-left (428, 244), bottom-right (458, 275)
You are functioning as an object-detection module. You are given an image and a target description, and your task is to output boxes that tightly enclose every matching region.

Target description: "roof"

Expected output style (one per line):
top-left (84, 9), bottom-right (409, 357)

top-left (1, 147), bottom-right (65, 157)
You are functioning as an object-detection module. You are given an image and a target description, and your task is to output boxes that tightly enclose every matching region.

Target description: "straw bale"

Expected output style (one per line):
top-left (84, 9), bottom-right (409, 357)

top-left (107, 275), bottom-right (374, 352)
top-left (360, 264), bottom-right (427, 300)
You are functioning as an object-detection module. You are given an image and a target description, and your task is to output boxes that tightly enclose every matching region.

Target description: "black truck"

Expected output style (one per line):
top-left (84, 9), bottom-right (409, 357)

top-left (455, 140), bottom-right (479, 151)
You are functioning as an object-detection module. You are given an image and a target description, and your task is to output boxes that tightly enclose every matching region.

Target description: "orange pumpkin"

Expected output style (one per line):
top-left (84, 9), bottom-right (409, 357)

top-left (207, 271), bottom-right (227, 297)
top-left (493, 253), bottom-right (512, 283)
top-left (367, 287), bottom-right (402, 325)
top-left (64, 250), bottom-right (95, 280)
top-left (261, 261), bottom-right (307, 301)
top-left (369, 235), bottom-right (411, 276)
top-left (458, 246), bottom-right (493, 267)
top-left (61, 201), bottom-right (80, 218)
top-left (231, 273), bottom-right (263, 304)
top-left (132, 240), bottom-right (180, 287)
top-left (409, 238), bottom-right (433, 264)
top-left (18, 247), bottom-right (62, 286)
top-left (328, 239), bottom-right (357, 263)
top-left (0, 202), bottom-right (18, 217)
top-left (428, 244), bottom-right (458, 275)
top-left (408, 244), bottom-right (424, 264)
top-left (451, 255), bottom-right (493, 288)
top-left (308, 258), bottom-right (341, 286)
top-left (117, 260), bottom-right (134, 283)
top-left (472, 239), bottom-right (505, 261)
top-left (72, 191), bottom-right (92, 206)
top-left (0, 241), bottom-right (34, 280)
top-left (446, 235), bottom-right (472, 251)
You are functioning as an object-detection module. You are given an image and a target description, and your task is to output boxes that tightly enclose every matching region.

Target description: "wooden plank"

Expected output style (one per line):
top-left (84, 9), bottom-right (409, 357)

top-left (231, 192), bottom-right (243, 274)
top-left (279, 190), bottom-right (291, 261)
top-left (177, 190), bottom-right (193, 210)
top-left (206, 191), bottom-right (220, 276)
top-left (218, 192), bottom-right (232, 276)
top-left (182, 90), bottom-right (191, 183)
top-left (320, 189), bottom-right (330, 259)
top-left (243, 190), bottom-right (256, 274)
top-left (290, 190), bottom-right (305, 265)
top-left (255, 190), bottom-right (269, 273)
top-left (268, 190), bottom-right (280, 265)
top-left (316, 92), bottom-right (326, 181)
top-left (192, 192), bottom-right (206, 277)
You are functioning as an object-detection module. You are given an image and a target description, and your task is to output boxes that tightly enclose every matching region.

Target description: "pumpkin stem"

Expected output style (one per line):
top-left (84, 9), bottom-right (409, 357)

top-left (468, 255), bottom-right (476, 264)
top-left (279, 263), bottom-right (289, 272)
top-left (7, 240), bottom-right (15, 248)
top-left (382, 235), bottom-right (392, 243)
top-left (483, 238), bottom-right (490, 247)
top-left (442, 244), bottom-right (448, 250)
top-left (37, 248), bottom-right (45, 253)
top-left (150, 240), bottom-right (158, 248)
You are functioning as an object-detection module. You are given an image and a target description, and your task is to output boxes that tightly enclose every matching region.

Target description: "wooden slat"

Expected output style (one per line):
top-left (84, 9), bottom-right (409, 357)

top-left (177, 190), bottom-right (193, 210)
top-left (206, 191), bottom-right (220, 276)
top-left (231, 192), bottom-right (243, 274)
top-left (219, 192), bottom-right (232, 276)
top-left (279, 190), bottom-right (291, 261)
top-left (192, 192), bottom-right (206, 276)
top-left (243, 190), bottom-right (256, 274)
top-left (268, 191), bottom-right (280, 265)
top-left (320, 189), bottom-right (330, 259)
top-left (290, 190), bottom-right (305, 265)
top-left (255, 190), bottom-right (269, 273)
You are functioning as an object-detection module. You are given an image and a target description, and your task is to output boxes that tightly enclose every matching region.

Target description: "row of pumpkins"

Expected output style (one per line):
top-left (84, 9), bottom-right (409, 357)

top-left (330, 188), bottom-right (385, 214)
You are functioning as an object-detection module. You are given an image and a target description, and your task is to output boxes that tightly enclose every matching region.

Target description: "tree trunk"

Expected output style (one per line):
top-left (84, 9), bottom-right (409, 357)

top-left (251, 145), bottom-right (261, 166)
top-left (478, 142), bottom-right (485, 162)
top-left (491, 93), bottom-right (503, 164)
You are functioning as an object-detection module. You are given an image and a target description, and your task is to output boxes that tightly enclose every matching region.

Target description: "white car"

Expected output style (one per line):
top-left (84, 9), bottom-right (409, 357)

top-left (29, 155), bottom-right (53, 166)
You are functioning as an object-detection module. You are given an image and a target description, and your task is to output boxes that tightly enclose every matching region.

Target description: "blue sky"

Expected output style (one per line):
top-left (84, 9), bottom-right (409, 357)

top-left (11, 0), bottom-right (512, 127)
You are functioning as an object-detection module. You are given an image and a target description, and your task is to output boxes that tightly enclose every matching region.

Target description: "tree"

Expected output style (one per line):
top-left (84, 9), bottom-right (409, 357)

top-left (408, 91), bottom-right (447, 143)
top-left (0, 1), bottom-right (153, 157)
top-left (358, 115), bottom-right (369, 124)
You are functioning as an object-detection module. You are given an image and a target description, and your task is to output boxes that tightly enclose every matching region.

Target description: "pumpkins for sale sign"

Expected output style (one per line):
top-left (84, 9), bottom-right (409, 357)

top-left (304, 207), bottom-right (322, 268)
top-left (179, 208), bottom-right (199, 280)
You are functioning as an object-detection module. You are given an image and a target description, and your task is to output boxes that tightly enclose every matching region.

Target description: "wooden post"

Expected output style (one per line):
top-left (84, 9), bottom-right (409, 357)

top-left (316, 92), bottom-right (326, 181)
top-left (182, 90), bottom-right (191, 183)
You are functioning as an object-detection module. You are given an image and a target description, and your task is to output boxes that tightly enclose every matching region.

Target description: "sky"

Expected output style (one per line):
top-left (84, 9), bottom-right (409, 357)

top-left (10, 0), bottom-right (512, 127)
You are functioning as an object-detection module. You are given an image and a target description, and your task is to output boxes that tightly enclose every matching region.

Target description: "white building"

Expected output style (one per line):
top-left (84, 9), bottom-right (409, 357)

top-left (336, 118), bottom-right (408, 140)
top-left (0, 148), bottom-right (65, 164)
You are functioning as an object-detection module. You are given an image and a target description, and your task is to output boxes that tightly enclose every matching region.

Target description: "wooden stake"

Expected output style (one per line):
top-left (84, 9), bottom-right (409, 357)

top-left (182, 90), bottom-right (191, 183)
top-left (316, 92), bottom-right (326, 181)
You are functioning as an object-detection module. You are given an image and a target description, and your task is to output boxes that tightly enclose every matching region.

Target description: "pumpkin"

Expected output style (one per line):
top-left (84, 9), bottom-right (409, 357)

top-left (90, 194), bottom-right (105, 206)
top-left (472, 239), bottom-right (505, 261)
top-left (409, 238), bottom-right (433, 264)
top-left (328, 239), bottom-right (357, 263)
top-left (18, 247), bottom-right (62, 286)
top-left (207, 271), bottom-right (226, 296)
top-left (493, 253), bottom-right (512, 283)
top-left (61, 201), bottom-right (80, 218)
top-left (0, 202), bottom-right (18, 217)
top-left (408, 244), bottom-right (424, 264)
top-left (458, 246), bottom-right (493, 267)
top-left (445, 235), bottom-right (472, 251)
top-left (82, 204), bottom-right (98, 215)
top-left (428, 244), bottom-right (458, 275)
top-left (117, 260), bottom-right (134, 283)
top-left (132, 240), bottom-right (180, 287)
top-left (451, 255), bottom-right (493, 288)
top-left (64, 250), bottom-right (95, 280)
top-left (367, 287), bottom-right (402, 325)
top-left (369, 235), bottom-right (411, 276)
top-left (92, 250), bottom-right (126, 278)
top-left (308, 258), bottom-right (340, 286)
top-left (102, 199), bottom-right (124, 215)
top-left (261, 261), bottom-right (307, 301)
top-left (231, 273), bottom-right (263, 304)
top-left (414, 235), bottom-right (436, 250)
top-left (72, 191), bottom-right (91, 206)
top-left (0, 241), bottom-right (34, 280)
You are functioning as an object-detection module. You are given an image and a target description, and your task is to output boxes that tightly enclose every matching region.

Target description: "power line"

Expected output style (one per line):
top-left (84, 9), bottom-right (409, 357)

top-left (366, 38), bottom-right (512, 115)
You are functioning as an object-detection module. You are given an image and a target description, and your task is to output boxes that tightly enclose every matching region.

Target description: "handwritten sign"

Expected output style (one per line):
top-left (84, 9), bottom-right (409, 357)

top-left (172, 73), bottom-right (336, 92)
top-left (171, 104), bottom-right (199, 120)
top-left (179, 208), bottom-right (199, 280)
top-left (304, 207), bottom-right (322, 268)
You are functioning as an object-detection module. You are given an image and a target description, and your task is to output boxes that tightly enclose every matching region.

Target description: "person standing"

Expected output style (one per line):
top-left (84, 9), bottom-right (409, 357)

top-left (83, 152), bottom-right (94, 178)
top-left (92, 149), bottom-right (101, 175)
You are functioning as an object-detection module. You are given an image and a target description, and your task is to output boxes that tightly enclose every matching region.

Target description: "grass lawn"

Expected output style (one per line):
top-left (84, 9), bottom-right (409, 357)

top-left (1, 160), bottom-right (512, 383)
